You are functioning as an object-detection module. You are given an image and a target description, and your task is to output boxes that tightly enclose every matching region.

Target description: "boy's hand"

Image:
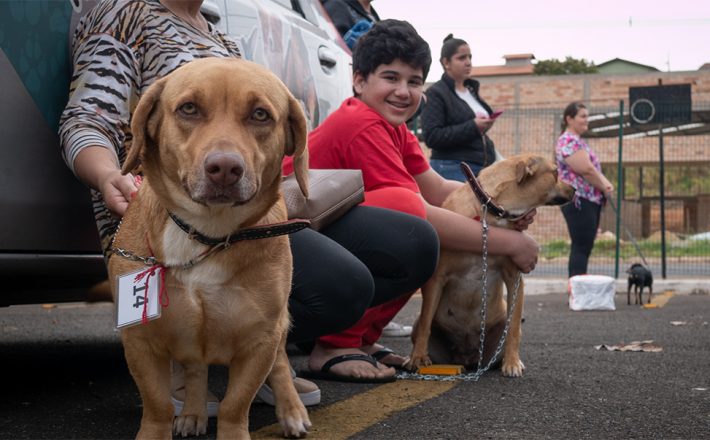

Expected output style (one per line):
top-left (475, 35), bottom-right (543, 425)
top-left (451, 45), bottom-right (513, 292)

top-left (510, 232), bottom-right (539, 274)
top-left (512, 208), bottom-right (536, 231)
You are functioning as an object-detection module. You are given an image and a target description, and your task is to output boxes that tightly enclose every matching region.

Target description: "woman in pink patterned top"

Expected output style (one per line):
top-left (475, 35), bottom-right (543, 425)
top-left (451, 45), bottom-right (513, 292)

top-left (555, 102), bottom-right (614, 277)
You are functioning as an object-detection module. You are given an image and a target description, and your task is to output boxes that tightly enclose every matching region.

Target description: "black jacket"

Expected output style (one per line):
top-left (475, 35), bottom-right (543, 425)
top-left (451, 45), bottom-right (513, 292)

top-left (322, 0), bottom-right (380, 37)
top-left (421, 73), bottom-right (496, 166)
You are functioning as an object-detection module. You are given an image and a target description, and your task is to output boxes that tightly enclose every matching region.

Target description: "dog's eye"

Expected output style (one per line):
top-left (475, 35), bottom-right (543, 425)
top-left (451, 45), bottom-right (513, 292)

top-left (178, 102), bottom-right (198, 116)
top-left (251, 108), bottom-right (271, 122)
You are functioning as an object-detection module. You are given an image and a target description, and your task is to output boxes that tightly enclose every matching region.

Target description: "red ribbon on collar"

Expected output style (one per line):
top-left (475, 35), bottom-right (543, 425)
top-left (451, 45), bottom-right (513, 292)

top-left (134, 264), bottom-right (168, 324)
top-left (134, 235), bottom-right (169, 325)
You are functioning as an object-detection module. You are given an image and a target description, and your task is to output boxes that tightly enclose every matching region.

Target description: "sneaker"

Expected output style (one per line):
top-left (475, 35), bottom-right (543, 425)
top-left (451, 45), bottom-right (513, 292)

top-left (172, 387), bottom-right (220, 418)
top-left (255, 376), bottom-right (321, 407)
top-left (172, 375), bottom-right (321, 416)
top-left (382, 321), bottom-right (412, 337)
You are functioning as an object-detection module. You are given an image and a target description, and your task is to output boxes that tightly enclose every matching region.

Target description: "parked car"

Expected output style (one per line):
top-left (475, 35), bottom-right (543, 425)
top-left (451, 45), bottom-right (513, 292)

top-left (0, 0), bottom-right (352, 306)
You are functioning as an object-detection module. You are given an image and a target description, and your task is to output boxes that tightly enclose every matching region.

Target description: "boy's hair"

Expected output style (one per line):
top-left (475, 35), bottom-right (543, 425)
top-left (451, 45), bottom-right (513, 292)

top-left (352, 19), bottom-right (432, 81)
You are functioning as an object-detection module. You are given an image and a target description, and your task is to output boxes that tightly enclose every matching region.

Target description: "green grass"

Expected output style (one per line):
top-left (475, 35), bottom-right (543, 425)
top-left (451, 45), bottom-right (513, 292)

top-left (540, 239), bottom-right (710, 259)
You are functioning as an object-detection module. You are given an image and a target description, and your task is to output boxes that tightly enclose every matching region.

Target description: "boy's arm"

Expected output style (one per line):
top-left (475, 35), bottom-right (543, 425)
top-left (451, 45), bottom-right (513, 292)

top-left (413, 168), bottom-right (462, 207)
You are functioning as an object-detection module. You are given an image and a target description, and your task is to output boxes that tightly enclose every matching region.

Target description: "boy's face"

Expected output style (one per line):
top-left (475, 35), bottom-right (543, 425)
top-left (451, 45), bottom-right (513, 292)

top-left (353, 60), bottom-right (424, 127)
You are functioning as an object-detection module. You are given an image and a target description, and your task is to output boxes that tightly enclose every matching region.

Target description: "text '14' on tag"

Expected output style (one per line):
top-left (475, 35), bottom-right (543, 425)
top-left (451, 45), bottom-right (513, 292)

top-left (116, 268), bottom-right (162, 328)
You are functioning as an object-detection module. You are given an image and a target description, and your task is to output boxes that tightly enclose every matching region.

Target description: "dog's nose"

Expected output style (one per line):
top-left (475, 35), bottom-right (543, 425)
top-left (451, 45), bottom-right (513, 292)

top-left (204, 152), bottom-right (244, 187)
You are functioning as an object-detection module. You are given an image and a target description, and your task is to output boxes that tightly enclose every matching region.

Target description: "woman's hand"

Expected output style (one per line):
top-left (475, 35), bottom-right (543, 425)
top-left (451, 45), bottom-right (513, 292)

top-left (73, 146), bottom-right (141, 218)
top-left (475, 116), bottom-right (494, 133)
top-left (512, 208), bottom-right (536, 231)
top-left (601, 177), bottom-right (614, 197)
top-left (98, 169), bottom-right (140, 217)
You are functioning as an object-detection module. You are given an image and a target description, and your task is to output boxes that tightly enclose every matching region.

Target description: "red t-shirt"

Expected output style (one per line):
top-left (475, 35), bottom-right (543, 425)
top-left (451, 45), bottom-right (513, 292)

top-left (282, 97), bottom-right (430, 193)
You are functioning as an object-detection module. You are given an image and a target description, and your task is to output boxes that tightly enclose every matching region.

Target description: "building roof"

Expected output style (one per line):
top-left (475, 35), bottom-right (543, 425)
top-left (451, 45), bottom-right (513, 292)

top-left (471, 53), bottom-right (535, 78)
top-left (503, 53), bottom-right (536, 60)
top-left (596, 58), bottom-right (659, 73)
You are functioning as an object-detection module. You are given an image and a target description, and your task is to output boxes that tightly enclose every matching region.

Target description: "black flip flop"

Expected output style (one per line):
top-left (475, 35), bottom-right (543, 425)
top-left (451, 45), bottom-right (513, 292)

top-left (371, 347), bottom-right (409, 369)
top-left (299, 354), bottom-right (396, 383)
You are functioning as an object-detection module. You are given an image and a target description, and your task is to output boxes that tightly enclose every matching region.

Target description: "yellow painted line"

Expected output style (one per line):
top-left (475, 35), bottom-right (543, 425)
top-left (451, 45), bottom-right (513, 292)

top-left (252, 380), bottom-right (456, 439)
top-left (643, 290), bottom-right (675, 309)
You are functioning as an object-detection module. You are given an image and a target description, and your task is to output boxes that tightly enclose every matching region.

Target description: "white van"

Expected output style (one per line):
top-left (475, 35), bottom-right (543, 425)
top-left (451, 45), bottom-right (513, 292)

top-left (0, 0), bottom-right (352, 306)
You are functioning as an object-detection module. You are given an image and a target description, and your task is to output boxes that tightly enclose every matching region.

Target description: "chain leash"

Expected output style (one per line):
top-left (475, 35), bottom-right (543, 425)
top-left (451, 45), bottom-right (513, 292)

top-left (397, 205), bottom-right (523, 382)
top-left (109, 218), bottom-right (156, 266)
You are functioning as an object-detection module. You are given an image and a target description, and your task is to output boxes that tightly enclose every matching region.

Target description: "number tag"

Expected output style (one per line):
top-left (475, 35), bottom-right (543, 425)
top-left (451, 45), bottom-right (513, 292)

top-left (115, 268), bottom-right (162, 328)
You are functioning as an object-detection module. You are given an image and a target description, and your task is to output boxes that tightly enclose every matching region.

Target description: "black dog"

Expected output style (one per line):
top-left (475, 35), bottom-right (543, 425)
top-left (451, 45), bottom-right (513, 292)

top-left (627, 263), bottom-right (653, 305)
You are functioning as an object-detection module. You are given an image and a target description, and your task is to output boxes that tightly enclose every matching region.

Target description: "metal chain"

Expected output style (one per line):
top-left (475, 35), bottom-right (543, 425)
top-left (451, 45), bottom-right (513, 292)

top-left (109, 218), bottom-right (158, 266)
top-left (397, 204), bottom-right (523, 382)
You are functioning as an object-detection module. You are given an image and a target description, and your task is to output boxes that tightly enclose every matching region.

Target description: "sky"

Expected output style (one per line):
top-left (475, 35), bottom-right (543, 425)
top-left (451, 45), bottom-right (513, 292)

top-left (374, 0), bottom-right (710, 80)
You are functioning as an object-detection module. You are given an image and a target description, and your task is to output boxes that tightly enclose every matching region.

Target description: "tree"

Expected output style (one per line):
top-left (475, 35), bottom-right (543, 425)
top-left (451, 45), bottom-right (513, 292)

top-left (534, 56), bottom-right (598, 75)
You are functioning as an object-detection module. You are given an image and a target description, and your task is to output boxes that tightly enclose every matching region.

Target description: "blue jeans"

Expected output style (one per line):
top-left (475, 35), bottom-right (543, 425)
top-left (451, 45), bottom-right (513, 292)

top-left (429, 159), bottom-right (483, 182)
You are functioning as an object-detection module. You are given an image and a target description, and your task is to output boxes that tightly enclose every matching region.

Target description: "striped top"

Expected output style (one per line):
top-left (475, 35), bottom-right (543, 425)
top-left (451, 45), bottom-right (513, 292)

top-left (59, 0), bottom-right (241, 255)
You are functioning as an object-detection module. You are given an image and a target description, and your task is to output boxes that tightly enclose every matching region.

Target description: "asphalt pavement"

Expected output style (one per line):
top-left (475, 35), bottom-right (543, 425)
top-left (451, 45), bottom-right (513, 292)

top-left (1, 286), bottom-right (709, 439)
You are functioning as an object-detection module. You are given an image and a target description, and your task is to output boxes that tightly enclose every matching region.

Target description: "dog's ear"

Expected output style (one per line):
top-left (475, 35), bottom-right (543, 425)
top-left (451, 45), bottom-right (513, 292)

top-left (123, 79), bottom-right (166, 175)
top-left (516, 156), bottom-right (541, 184)
top-left (285, 95), bottom-right (309, 197)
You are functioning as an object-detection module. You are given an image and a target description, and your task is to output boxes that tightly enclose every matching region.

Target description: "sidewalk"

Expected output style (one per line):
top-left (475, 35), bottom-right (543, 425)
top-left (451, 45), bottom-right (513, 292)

top-left (525, 276), bottom-right (709, 295)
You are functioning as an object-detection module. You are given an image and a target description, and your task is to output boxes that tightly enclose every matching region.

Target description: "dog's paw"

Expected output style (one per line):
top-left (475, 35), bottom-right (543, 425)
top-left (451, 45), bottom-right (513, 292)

top-left (501, 358), bottom-right (525, 377)
top-left (277, 403), bottom-right (311, 438)
top-left (405, 352), bottom-right (432, 371)
top-left (173, 414), bottom-right (207, 438)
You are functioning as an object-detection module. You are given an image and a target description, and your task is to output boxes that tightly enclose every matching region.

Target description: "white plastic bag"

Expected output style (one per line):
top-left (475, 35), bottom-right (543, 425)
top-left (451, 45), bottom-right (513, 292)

top-left (568, 275), bottom-right (616, 311)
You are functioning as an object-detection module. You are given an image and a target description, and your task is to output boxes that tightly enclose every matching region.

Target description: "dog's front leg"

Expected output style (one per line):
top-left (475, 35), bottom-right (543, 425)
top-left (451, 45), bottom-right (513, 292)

top-left (266, 330), bottom-right (310, 438)
top-left (408, 274), bottom-right (445, 371)
top-left (122, 334), bottom-right (173, 440)
top-left (218, 340), bottom-right (279, 440)
top-left (172, 361), bottom-right (208, 437)
top-left (501, 270), bottom-right (525, 377)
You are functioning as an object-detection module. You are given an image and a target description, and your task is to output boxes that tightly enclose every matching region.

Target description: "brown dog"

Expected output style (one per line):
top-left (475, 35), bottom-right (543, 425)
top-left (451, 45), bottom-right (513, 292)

top-left (108, 58), bottom-right (310, 439)
top-left (408, 154), bottom-right (574, 377)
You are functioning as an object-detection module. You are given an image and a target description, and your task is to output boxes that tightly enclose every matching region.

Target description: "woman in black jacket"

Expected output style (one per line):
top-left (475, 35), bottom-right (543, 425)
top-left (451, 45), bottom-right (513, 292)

top-left (421, 34), bottom-right (500, 180)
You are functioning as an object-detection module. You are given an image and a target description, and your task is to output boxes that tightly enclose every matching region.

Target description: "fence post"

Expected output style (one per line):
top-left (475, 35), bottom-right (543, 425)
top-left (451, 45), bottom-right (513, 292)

top-left (659, 126), bottom-right (667, 278)
top-left (614, 100), bottom-right (624, 279)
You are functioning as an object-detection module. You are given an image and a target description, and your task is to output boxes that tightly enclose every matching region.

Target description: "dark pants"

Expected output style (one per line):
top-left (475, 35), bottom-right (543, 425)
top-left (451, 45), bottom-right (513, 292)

top-left (287, 206), bottom-right (439, 344)
top-left (561, 198), bottom-right (602, 278)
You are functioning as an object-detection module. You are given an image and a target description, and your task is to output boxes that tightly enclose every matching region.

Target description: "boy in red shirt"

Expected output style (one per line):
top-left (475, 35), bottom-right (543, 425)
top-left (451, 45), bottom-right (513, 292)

top-left (285, 19), bottom-right (538, 382)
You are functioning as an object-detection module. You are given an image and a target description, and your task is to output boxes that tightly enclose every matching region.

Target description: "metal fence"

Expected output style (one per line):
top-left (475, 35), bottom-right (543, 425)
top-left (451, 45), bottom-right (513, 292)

top-left (416, 99), bottom-right (710, 279)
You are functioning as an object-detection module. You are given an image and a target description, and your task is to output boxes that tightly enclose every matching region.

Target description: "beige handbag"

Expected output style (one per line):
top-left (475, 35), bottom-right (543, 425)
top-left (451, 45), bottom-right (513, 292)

top-left (282, 169), bottom-right (365, 231)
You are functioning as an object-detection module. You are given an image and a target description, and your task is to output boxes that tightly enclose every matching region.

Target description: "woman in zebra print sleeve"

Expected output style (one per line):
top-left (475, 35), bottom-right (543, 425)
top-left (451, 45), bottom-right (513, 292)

top-left (59, 0), bottom-right (241, 255)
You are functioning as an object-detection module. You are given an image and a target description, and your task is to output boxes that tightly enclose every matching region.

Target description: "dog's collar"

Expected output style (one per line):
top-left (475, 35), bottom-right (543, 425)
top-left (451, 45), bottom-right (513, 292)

top-left (168, 211), bottom-right (309, 246)
top-left (460, 162), bottom-right (532, 222)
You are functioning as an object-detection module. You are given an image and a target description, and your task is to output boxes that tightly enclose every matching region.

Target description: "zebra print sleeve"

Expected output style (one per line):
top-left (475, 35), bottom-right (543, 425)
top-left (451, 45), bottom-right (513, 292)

top-left (59, 10), bottom-right (141, 174)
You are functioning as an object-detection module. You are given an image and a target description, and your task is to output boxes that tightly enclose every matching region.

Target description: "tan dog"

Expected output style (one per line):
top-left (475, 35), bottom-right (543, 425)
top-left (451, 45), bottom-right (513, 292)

top-left (108, 58), bottom-right (310, 439)
top-left (408, 154), bottom-right (574, 377)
